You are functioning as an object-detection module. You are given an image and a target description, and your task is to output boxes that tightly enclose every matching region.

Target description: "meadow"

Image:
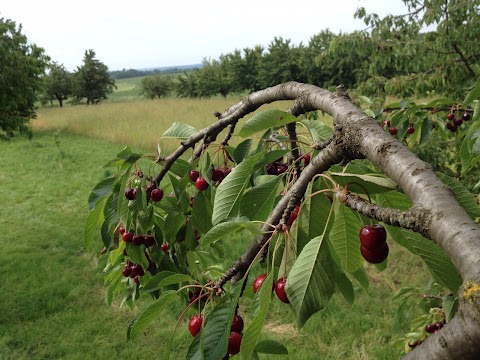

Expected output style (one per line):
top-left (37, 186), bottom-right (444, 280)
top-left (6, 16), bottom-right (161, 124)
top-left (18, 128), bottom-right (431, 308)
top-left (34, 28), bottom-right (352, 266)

top-left (0, 78), bottom-right (432, 359)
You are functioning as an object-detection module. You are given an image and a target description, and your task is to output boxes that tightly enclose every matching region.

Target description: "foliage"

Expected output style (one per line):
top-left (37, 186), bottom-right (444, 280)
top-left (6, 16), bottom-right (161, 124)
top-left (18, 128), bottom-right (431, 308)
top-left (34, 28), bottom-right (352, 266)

top-left (72, 49), bottom-right (116, 104)
top-left (42, 62), bottom-right (72, 107)
top-left (140, 75), bottom-right (174, 99)
top-left (353, 0), bottom-right (480, 99)
top-left (86, 80), bottom-right (479, 358)
top-left (0, 17), bottom-right (49, 138)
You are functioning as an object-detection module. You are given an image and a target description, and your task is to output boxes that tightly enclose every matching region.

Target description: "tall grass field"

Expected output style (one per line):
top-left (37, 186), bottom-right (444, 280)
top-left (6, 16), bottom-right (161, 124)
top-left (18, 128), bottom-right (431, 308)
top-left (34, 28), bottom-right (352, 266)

top-left (0, 78), bottom-right (431, 359)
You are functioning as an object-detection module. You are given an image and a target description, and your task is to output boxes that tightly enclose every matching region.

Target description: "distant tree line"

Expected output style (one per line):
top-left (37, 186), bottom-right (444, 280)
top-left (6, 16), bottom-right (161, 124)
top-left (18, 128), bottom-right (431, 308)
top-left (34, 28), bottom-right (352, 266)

top-left (110, 65), bottom-right (200, 80)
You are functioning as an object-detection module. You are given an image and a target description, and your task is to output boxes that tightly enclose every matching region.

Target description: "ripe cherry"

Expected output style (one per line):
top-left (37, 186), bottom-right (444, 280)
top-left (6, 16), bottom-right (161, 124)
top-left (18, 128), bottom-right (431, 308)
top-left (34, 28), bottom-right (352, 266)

top-left (122, 231), bottom-right (133, 243)
top-left (231, 314), bottom-right (244, 333)
top-left (287, 205), bottom-right (300, 226)
top-left (454, 118), bottom-right (463, 127)
top-left (253, 274), bottom-right (267, 294)
top-left (119, 226), bottom-right (126, 235)
top-left (195, 177), bottom-right (209, 191)
top-left (389, 127), bottom-right (398, 135)
top-left (212, 168), bottom-right (225, 182)
top-left (122, 264), bottom-right (132, 277)
top-left (228, 332), bottom-right (242, 355)
top-left (125, 187), bottom-right (137, 200)
top-left (407, 126), bottom-right (415, 134)
top-left (447, 113), bottom-right (455, 121)
top-left (303, 153), bottom-right (311, 166)
top-left (189, 170), bottom-right (200, 182)
top-left (449, 124), bottom-right (458, 132)
top-left (189, 314), bottom-right (203, 337)
top-left (150, 188), bottom-right (164, 202)
top-left (161, 242), bottom-right (169, 252)
top-left (463, 112), bottom-right (471, 121)
top-left (132, 234), bottom-right (145, 246)
top-left (144, 234), bottom-right (156, 247)
top-left (276, 163), bottom-right (288, 175)
top-left (359, 224), bottom-right (387, 250)
top-left (146, 183), bottom-right (156, 198)
top-left (360, 243), bottom-right (389, 264)
top-left (130, 264), bottom-right (145, 277)
top-left (426, 323), bottom-right (437, 333)
top-left (266, 163), bottom-right (277, 175)
top-left (274, 278), bottom-right (290, 303)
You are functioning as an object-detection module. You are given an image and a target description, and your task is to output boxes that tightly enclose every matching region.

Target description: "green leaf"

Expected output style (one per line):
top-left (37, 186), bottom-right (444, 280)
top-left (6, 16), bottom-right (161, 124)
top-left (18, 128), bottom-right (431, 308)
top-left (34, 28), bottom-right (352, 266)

top-left (187, 284), bottom-right (242, 360)
top-left (437, 172), bottom-right (480, 219)
top-left (201, 217), bottom-right (262, 248)
top-left (300, 119), bottom-right (333, 142)
top-left (239, 176), bottom-right (282, 221)
top-left (83, 198), bottom-right (106, 251)
top-left (329, 202), bottom-right (364, 272)
top-left (239, 110), bottom-right (297, 137)
top-left (88, 176), bottom-right (116, 210)
top-left (330, 172), bottom-right (397, 194)
top-left (125, 243), bottom-right (148, 269)
top-left (162, 122), bottom-right (198, 139)
top-left (232, 139), bottom-right (252, 164)
top-left (442, 294), bottom-right (458, 322)
top-left (169, 158), bottom-right (190, 178)
top-left (286, 235), bottom-right (335, 327)
top-left (127, 290), bottom-right (178, 340)
top-left (254, 340), bottom-right (288, 354)
top-left (241, 274), bottom-right (274, 360)
top-left (143, 272), bottom-right (192, 293)
top-left (464, 84), bottom-right (480, 106)
top-left (103, 184), bottom-right (120, 226)
top-left (212, 152), bottom-right (264, 225)
top-left (191, 191), bottom-right (214, 235)
top-left (400, 230), bottom-right (462, 293)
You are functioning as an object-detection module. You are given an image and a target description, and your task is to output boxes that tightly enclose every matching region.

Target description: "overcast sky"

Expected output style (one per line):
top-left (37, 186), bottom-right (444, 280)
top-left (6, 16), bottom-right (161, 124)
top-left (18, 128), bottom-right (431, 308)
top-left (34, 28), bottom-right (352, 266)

top-left (2, 0), bottom-right (408, 71)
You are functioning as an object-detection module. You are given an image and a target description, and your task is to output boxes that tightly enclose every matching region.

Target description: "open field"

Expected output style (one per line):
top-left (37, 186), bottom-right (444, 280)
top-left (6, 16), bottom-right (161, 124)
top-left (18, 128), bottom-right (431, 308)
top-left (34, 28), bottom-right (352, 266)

top-left (0, 93), bottom-right (434, 359)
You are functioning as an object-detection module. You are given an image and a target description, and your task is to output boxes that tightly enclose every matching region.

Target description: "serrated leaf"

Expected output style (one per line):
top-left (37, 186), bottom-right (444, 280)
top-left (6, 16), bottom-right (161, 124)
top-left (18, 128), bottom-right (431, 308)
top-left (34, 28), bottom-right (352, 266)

top-left (127, 291), bottom-right (178, 339)
top-left (88, 176), bottom-right (116, 210)
top-left (103, 184), bottom-right (120, 226)
top-left (201, 217), bottom-right (262, 247)
top-left (143, 272), bottom-right (192, 293)
top-left (191, 191), bottom-right (214, 235)
top-left (329, 202), bottom-right (364, 272)
top-left (349, 266), bottom-right (369, 292)
top-left (239, 176), bottom-right (282, 221)
top-left (464, 84), bottom-right (480, 106)
top-left (125, 243), bottom-right (148, 268)
top-left (286, 235), bottom-right (335, 327)
top-left (187, 284), bottom-right (242, 360)
top-left (169, 158), bottom-right (190, 178)
top-left (442, 294), bottom-right (458, 321)
top-left (300, 119), bottom-right (333, 142)
top-left (254, 340), bottom-right (288, 354)
top-left (232, 139), bottom-right (252, 164)
top-left (239, 109), bottom-right (297, 137)
top-left (400, 230), bottom-right (462, 293)
top-left (162, 122), bottom-right (198, 139)
top-left (437, 172), bottom-right (480, 219)
top-left (330, 172), bottom-right (396, 194)
top-left (241, 274), bottom-right (274, 360)
top-left (84, 198), bottom-right (106, 251)
top-left (212, 152), bottom-right (264, 225)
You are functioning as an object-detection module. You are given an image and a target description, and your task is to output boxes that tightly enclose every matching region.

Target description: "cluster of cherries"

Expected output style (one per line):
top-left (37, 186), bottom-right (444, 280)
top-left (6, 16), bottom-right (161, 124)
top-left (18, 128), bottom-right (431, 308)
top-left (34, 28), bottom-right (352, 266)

top-left (253, 274), bottom-right (290, 304)
top-left (445, 111), bottom-right (470, 133)
top-left (359, 224), bottom-right (389, 264)
top-left (266, 154), bottom-right (311, 176)
top-left (408, 319), bottom-right (446, 349)
top-left (383, 120), bottom-right (414, 136)
top-left (188, 312), bottom-right (244, 355)
top-left (124, 182), bottom-right (164, 202)
top-left (189, 167), bottom-right (232, 191)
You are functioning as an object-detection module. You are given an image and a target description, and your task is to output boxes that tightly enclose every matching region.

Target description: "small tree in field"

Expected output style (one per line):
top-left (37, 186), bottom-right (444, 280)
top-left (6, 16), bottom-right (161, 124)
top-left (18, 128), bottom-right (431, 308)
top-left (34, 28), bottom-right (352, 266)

top-left (43, 62), bottom-right (72, 107)
top-left (0, 17), bottom-right (49, 138)
top-left (73, 49), bottom-right (116, 104)
top-left (140, 75), bottom-right (174, 99)
top-left (86, 80), bottom-right (480, 359)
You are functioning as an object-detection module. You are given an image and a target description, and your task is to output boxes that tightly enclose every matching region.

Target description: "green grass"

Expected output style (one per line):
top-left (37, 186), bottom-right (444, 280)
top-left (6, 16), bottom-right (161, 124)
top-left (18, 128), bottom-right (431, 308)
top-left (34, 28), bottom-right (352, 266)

top-left (0, 128), bottom-right (431, 359)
